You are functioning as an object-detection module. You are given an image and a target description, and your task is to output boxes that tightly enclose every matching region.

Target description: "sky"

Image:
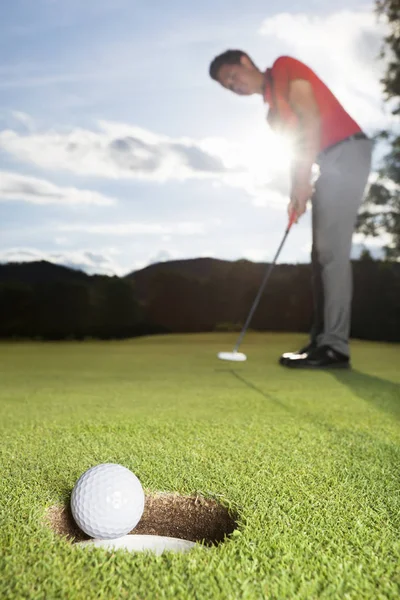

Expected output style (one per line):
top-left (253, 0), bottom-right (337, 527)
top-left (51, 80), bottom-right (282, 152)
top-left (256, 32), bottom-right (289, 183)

top-left (0, 0), bottom-right (395, 275)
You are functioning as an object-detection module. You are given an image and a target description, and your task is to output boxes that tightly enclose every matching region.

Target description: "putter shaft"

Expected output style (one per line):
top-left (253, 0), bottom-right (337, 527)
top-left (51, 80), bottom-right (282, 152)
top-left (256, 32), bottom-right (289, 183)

top-left (233, 214), bottom-right (295, 353)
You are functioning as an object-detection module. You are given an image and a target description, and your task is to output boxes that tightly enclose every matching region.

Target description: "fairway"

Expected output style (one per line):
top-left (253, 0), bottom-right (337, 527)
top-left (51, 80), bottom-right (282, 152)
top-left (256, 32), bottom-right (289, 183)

top-left (1, 333), bottom-right (400, 599)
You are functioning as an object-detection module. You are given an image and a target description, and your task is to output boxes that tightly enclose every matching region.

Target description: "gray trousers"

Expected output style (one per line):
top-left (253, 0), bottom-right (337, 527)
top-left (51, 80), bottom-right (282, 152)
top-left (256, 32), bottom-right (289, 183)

top-left (310, 137), bottom-right (373, 356)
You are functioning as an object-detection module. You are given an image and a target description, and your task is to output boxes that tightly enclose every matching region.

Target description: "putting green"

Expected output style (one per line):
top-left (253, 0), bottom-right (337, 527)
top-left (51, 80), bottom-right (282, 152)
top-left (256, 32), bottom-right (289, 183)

top-left (1, 333), bottom-right (399, 599)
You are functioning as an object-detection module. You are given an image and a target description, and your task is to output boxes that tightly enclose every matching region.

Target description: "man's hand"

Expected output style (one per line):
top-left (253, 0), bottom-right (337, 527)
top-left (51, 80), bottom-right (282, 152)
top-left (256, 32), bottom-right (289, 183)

top-left (288, 181), bottom-right (314, 223)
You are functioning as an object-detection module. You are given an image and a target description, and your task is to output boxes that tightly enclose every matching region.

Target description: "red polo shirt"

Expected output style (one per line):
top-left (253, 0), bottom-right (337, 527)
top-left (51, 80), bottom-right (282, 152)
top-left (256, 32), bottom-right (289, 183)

top-left (264, 56), bottom-right (363, 153)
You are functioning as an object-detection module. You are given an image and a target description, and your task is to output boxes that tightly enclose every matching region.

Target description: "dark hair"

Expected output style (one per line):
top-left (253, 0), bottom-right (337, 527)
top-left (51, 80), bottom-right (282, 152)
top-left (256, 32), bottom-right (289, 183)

top-left (209, 50), bottom-right (256, 81)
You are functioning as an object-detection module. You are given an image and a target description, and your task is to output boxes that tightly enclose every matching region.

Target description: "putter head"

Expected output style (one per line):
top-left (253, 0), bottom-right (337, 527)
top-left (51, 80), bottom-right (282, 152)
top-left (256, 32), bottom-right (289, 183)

top-left (217, 351), bottom-right (247, 362)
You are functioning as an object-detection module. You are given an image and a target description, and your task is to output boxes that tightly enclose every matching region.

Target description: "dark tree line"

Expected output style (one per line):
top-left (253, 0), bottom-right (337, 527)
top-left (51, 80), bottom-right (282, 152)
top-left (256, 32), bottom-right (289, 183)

top-left (0, 259), bottom-right (398, 342)
top-left (0, 277), bottom-right (143, 340)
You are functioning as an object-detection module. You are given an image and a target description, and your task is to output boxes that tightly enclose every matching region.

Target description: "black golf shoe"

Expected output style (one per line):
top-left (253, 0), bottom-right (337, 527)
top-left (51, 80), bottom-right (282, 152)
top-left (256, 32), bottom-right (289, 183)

top-left (278, 342), bottom-right (317, 366)
top-left (282, 345), bottom-right (350, 369)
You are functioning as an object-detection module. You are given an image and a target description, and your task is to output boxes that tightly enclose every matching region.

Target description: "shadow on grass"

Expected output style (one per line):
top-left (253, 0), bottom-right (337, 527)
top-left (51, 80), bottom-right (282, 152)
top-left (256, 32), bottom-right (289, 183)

top-left (218, 368), bottom-right (400, 532)
top-left (331, 370), bottom-right (400, 422)
top-left (216, 368), bottom-right (292, 413)
top-left (217, 367), bottom-right (400, 425)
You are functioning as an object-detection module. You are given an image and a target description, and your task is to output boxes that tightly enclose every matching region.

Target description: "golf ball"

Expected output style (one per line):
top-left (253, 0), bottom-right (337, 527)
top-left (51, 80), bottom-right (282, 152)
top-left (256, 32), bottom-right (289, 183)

top-left (71, 463), bottom-right (145, 539)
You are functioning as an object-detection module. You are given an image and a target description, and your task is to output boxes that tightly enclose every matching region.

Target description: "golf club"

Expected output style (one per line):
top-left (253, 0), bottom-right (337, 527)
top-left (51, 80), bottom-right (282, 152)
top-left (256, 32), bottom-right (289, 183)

top-left (217, 210), bottom-right (297, 362)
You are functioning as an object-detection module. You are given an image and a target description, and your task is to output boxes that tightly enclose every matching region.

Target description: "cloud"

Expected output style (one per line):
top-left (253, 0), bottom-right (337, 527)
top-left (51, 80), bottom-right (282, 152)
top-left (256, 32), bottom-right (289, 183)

top-left (0, 117), bottom-right (294, 208)
top-left (0, 247), bottom-right (122, 276)
top-left (259, 9), bottom-right (392, 131)
top-left (242, 248), bottom-right (271, 262)
top-left (148, 250), bottom-right (174, 265)
top-left (0, 171), bottom-right (116, 206)
top-left (0, 121), bottom-right (230, 182)
top-left (58, 221), bottom-right (207, 235)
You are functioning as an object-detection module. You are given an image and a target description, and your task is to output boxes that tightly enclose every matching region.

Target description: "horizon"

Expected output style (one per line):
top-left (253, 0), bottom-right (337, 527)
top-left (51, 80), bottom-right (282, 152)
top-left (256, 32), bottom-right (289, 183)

top-left (0, 250), bottom-right (386, 280)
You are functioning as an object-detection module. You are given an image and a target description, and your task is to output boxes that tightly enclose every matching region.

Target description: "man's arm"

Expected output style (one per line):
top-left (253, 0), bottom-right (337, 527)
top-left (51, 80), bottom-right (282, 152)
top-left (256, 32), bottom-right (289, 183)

top-left (288, 79), bottom-right (321, 218)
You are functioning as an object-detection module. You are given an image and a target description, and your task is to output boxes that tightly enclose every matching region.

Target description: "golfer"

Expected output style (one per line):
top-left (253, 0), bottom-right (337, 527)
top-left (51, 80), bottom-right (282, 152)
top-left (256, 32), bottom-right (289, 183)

top-left (209, 51), bottom-right (372, 369)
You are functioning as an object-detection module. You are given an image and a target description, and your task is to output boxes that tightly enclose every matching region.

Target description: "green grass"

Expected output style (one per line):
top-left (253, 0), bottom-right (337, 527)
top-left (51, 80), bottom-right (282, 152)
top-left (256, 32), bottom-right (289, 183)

top-left (1, 332), bottom-right (399, 599)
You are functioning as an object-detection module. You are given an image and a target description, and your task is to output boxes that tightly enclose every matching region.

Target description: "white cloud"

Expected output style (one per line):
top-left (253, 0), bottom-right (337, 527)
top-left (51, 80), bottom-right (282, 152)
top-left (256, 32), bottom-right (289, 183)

top-left (259, 9), bottom-right (392, 132)
top-left (148, 250), bottom-right (175, 265)
top-left (199, 250), bottom-right (215, 258)
top-left (243, 248), bottom-right (270, 262)
top-left (0, 247), bottom-right (122, 275)
top-left (130, 260), bottom-right (148, 271)
top-left (251, 189), bottom-right (287, 209)
top-left (58, 221), bottom-right (207, 236)
top-left (54, 237), bottom-right (69, 245)
top-left (0, 171), bottom-right (116, 206)
top-left (0, 121), bottom-right (229, 182)
top-left (0, 118), bottom-right (293, 208)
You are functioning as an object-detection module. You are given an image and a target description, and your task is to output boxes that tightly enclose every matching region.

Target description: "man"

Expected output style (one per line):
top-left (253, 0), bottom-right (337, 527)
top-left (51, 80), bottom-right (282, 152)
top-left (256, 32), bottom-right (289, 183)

top-left (209, 51), bottom-right (373, 369)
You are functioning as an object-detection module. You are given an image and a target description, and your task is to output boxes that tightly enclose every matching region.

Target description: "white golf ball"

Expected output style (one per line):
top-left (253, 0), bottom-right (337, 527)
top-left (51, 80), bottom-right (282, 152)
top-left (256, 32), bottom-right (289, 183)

top-left (71, 463), bottom-right (145, 539)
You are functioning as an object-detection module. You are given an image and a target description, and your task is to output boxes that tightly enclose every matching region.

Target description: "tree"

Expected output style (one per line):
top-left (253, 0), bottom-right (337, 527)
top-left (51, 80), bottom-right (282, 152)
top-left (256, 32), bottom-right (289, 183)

top-left (32, 281), bottom-right (91, 339)
top-left (356, 0), bottom-right (400, 260)
top-left (94, 278), bottom-right (141, 338)
top-left (359, 247), bottom-right (375, 261)
top-left (144, 271), bottom-right (209, 333)
top-left (0, 283), bottom-right (34, 337)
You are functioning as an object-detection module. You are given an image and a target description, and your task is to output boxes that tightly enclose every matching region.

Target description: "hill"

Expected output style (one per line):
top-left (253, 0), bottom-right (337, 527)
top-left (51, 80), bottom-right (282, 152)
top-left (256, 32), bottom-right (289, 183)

top-left (0, 260), bottom-right (90, 284)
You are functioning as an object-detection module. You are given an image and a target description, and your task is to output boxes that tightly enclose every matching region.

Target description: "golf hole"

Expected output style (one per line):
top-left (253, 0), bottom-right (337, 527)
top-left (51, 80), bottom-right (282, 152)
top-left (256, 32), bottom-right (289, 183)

top-left (46, 493), bottom-right (238, 554)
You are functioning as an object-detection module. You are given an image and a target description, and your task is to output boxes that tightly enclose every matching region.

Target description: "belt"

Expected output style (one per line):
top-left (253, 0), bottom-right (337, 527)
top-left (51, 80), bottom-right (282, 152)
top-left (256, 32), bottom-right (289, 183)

top-left (318, 132), bottom-right (368, 158)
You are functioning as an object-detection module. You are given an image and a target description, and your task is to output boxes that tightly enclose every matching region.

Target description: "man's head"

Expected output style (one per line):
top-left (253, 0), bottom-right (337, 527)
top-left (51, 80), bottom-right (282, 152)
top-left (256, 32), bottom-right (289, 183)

top-left (209, 50), bottom-right (265, 96)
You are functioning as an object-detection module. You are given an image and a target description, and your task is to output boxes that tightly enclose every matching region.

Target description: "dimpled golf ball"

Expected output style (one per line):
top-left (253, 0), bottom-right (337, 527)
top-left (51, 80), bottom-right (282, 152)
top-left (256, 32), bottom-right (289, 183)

top-left (71, 463), bottom-right (145, 539)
